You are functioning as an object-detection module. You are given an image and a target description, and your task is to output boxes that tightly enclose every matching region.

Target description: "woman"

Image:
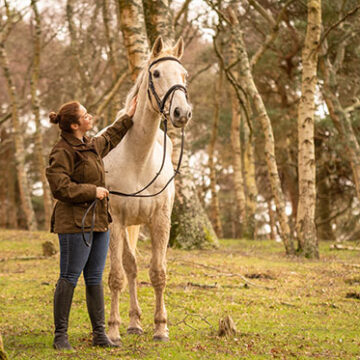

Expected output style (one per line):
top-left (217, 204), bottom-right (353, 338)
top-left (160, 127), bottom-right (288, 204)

top-left (46, 99), bottom-right (136, 350)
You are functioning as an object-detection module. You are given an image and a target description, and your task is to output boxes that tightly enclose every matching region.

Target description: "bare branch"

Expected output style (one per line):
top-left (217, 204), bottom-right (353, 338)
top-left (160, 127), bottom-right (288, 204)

top-left (174, 0), bottom-right (192, 26)
top-left (248, 0), bottom-right (276, 28)
top-left (318, 4), bottom-right (360, 50)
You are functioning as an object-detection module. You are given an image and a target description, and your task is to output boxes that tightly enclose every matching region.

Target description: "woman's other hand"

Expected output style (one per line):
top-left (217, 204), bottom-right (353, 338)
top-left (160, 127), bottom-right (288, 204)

top-left (96, 187), bottom-right (109, 200)
top-left (127, 96), bottom-right (137, 117)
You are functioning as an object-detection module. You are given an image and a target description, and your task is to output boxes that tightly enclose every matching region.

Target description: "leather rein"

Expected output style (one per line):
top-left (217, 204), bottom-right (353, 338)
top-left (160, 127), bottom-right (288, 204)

top-left (82, 57), bottom-right (188, 247)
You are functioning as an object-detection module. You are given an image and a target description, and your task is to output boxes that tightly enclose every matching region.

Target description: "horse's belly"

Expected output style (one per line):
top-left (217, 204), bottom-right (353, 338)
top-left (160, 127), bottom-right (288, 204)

top-left (109, 189), bottom-right (173, 226)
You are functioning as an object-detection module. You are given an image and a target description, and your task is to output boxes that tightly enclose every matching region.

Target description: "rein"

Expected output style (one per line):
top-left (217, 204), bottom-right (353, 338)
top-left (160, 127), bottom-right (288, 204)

top-left (82, 57), bottom-right (188, 247)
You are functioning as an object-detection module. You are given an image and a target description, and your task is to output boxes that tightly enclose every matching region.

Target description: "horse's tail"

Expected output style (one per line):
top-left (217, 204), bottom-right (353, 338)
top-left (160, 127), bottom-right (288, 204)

top-left (127, 225), bottom-right (140, 253)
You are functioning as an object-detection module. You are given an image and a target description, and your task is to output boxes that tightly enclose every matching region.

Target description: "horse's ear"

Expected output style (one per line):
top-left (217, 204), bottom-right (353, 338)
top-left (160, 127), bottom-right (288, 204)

top-left (173, 37), bottom-right (184, 59)
top-left (152, 36), bottom-right (164, 58)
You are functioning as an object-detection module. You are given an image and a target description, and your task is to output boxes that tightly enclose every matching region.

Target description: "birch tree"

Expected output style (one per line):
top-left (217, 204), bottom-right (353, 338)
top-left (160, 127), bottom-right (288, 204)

top-left (212, 6), bottom-right (294, 254)
top-left (30, 0), bottom-right (52, 228)
top-left (0, 2), bottom-right (37, 230)
top-left (296, 0), bottom-right (321, 258)
top-left (116, 0), bottom-right (149, 80)
top-left (207, 66), bottom-right (223, 237)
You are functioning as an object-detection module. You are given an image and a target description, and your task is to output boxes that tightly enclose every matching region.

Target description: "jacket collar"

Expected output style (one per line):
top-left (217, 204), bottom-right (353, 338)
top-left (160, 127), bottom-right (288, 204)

top-left (61, 131), bottom-right (92, 148)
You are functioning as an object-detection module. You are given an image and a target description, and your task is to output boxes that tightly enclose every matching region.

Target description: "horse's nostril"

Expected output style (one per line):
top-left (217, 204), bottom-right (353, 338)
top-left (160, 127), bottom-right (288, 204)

top-left (187, 111), bottom-right (192, 119)
top-left (174, 107), bottom-right (180, 118)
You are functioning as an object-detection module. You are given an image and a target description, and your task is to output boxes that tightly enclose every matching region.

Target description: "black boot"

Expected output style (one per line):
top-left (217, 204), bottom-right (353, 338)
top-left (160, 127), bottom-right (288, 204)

top-left (53, 278), bottom-right (75, 350)
top-left (86, 284), bottom-right (119, 347)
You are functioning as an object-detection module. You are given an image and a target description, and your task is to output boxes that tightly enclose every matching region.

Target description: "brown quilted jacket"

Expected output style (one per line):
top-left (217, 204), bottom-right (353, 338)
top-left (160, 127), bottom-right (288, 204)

top-left (46, 114), bottom-right (133, 233)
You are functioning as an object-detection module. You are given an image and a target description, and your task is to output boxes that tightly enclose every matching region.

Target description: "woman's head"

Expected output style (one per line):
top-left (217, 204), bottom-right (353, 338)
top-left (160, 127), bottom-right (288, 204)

top-left (49, 101), bottom-right (92, 134)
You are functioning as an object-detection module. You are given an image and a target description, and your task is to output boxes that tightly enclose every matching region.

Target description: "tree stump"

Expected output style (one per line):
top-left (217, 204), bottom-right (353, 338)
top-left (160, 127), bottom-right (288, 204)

top-left (42, 241), bottom-right (57, 257)
top-left (218, 315), bottom-right (237, 337)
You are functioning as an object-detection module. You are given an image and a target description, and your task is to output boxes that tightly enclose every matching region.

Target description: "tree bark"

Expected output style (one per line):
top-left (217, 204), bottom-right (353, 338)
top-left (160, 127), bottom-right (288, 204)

top-left (116, 0), bottom-right (149, 80)
top-left (296, 0), bottom-right (321, 258)
top-left (30, 0), bottom-right (52, 229)
top-left (207, 67), bottom-right (223, 238)
top-left (143, 0), bottom-right (218, 248)
top-left (0, 39), bottom-right (37, 231)
top-left (143, 0), bottom-right (174, 45)
top-left (226, 9), bottom-right (294, 254)
top-left (243, 108), bottom-right (258, 239)
top-left (230, 87), bottom-right (246, 237)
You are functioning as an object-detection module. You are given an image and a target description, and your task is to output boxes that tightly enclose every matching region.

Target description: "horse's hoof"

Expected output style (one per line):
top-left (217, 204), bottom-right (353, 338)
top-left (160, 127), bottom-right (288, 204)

top-left (127, 327), bottom-right (144, 335)
top-left (153, 335), bottom-right (169, 342)
top-left (108, 336), bottom-right (121, 345)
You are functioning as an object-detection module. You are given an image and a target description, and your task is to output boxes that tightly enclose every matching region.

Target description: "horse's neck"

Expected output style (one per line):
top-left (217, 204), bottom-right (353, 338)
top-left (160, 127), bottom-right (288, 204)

top-left (127, 90), bottom-right (160, 161)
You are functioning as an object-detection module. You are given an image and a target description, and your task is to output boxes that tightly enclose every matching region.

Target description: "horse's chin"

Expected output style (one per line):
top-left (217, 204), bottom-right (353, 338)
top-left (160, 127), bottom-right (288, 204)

top-left (171, 118), bottom-right (189, 129)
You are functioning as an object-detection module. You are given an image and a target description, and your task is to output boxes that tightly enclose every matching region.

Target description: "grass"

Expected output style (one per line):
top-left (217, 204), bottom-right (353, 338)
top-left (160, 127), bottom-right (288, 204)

top-left (1, 229), bottom-right (360, 359)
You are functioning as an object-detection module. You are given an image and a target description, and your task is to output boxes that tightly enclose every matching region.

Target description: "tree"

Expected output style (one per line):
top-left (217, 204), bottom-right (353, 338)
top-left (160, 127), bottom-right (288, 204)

top-left (212, 4), bottom-right (294, 254)
top-left (0, 2), bottom-right (37, 231)
top-left (30, 0), bottom-right (53, 229)
top-left (296, 0), bottom-right (322, 258)
top-left (207, 65), bottom-right (223, 237)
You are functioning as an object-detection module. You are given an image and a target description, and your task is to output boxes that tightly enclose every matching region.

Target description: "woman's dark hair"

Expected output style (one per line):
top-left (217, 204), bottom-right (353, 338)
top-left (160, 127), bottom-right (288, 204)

top-left (49, 101), bottom-right (81, 133)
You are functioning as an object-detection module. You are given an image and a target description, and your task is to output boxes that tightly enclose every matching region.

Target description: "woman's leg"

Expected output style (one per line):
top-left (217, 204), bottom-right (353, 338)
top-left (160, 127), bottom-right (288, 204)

top-left (53, 233), bottom-right (91, 350)
top-left (83, 231), bottom-right (117, 347)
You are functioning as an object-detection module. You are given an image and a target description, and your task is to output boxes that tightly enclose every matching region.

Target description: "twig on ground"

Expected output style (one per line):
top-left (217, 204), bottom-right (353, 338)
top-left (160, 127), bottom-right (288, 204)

top-left (330, 244), bottom-right (360, 251)
top-left (0, 255), bottom-right (48, 262)
top-left (187, 281), bottom-right (218, 289)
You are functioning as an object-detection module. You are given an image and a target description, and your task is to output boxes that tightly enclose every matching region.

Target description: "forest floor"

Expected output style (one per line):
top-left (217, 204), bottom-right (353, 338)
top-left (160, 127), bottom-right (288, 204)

top-left (1, 229), bottom-right (360, 359)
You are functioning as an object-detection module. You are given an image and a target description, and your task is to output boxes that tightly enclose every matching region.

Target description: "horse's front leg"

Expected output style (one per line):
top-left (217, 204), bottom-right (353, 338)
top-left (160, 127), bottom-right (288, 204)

top-left (148, 212), bottom-right (171, 341)
top-left (108, 223), bottom-right (126, 343)
top-left (122, 228), bottom-right (143, 335)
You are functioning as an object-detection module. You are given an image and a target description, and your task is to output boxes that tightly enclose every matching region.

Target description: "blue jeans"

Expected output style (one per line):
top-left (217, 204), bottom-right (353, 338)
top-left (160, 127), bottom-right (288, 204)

top-left (58, 231), bottom-right (110, 286)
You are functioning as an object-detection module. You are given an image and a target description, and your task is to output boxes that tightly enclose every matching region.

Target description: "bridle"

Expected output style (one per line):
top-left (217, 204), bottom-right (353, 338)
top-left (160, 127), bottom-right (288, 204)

top-left (82, 57), bottom-right (189, 246)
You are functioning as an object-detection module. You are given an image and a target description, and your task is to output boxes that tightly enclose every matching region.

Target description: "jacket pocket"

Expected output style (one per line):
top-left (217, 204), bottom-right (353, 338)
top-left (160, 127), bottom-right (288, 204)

top-left (73, 203), bottom-right (92, 229)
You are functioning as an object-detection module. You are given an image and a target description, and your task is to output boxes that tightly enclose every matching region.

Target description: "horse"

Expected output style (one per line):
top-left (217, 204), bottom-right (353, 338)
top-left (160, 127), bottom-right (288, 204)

top-left (101, 36), bottom-right (192, 342)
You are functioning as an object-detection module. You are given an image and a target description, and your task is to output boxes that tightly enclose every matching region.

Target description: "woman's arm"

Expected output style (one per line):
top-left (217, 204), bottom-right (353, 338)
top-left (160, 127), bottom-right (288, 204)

top-left (94, 97), bottom-right (137, 158)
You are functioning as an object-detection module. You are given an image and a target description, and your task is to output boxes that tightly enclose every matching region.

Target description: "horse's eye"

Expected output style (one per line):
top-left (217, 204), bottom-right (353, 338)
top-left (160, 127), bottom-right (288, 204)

top-left (153, 70), bottom-right (160, 78)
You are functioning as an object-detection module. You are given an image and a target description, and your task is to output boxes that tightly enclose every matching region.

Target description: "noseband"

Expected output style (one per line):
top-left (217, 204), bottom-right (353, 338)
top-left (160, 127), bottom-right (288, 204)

top-left (82, 57), bottom-right (188, 247)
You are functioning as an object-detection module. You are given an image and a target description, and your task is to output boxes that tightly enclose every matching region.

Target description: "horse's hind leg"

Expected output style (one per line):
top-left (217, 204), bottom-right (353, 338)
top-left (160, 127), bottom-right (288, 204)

top-left (108, 222), bottom-right (126, 343)
top-left (123, 225), bottom-right (143, 335)
top-left (148, 213), bottom-right (170, 341)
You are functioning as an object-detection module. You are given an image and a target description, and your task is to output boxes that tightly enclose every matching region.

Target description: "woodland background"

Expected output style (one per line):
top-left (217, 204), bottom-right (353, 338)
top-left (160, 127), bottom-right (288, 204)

top-left (1, 0), bottom-right (360, 259)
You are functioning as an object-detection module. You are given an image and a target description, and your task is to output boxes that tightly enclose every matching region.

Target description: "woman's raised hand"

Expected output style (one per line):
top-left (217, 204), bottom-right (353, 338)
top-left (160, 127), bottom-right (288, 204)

top-left (96, 187), bottom-right (109, 200)
top-left (127, 96), bottom-right (137, 117)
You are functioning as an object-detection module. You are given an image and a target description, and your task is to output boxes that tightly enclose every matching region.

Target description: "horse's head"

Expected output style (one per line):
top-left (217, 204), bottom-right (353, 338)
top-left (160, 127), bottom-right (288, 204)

top-left (148, 36), bottom-right (192, 128)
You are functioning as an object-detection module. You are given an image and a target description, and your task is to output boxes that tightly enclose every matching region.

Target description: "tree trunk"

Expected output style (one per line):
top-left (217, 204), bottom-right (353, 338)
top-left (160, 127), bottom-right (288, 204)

top-left (316, 152), bottom-right (335, 242)
top-left (142, 0), bottom-right (218, 248)
top-left (296, 0), bottom-right (321, 258)
top-left (0, 36), bottom-right (37, 231)
top-left (230, 87), bottom-right (246, 237)
top-left (116, 0), bottom-right (149, 80)
top-left (207, 67), bottom-right (223, 238)
top-left (143, 0), bottom-right (174, 45)
top-left (242, 108), bottom-right (258, 239)
top-left (30, 0), bottom-right (52, 230)
top-left (267, 198), bottom-right (277, 241)
top-left (226, 10), bottom-right (294, 254)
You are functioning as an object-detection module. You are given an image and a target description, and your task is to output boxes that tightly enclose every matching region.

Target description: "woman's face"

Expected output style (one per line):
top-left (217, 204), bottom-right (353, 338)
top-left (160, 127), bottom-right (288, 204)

top-left (77, 105), bottom-right (93, 133)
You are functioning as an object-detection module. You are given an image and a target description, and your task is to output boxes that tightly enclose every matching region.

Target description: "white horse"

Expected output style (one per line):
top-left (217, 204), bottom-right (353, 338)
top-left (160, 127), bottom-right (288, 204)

top-left (102, 36), bottom-right (191, 342)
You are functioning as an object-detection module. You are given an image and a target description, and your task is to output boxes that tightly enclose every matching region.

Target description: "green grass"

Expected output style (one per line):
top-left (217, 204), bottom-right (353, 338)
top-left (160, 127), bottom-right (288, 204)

top-left (1, 229), bottom-right (360, 359)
